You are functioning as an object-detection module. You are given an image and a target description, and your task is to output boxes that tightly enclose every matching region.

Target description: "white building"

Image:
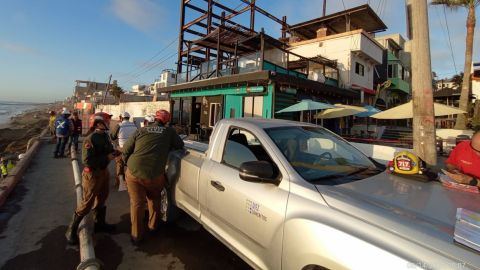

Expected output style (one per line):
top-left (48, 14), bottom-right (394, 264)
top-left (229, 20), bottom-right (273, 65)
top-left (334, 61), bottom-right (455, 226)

top-left (154, 69), bottom-right (177, 90)
top-left (436, 79), bottom-right (458, 90)
top-left (472, 62), bottom-right (480, 98)
top-left (286, 4), bottom-right (386, 104)
top-left (131, 84), bottom-right (151, 96)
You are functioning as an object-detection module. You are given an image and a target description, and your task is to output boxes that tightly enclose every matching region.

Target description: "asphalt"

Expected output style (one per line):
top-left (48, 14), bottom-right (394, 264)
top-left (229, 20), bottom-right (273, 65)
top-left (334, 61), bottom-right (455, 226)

top-left (0, 142), bottom-right (251, 270)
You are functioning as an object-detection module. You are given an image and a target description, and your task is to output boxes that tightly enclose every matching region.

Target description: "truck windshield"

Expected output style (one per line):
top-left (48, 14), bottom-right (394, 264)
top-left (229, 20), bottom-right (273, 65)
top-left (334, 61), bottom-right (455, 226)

top-left (265, 126), bottom-right (381, 184)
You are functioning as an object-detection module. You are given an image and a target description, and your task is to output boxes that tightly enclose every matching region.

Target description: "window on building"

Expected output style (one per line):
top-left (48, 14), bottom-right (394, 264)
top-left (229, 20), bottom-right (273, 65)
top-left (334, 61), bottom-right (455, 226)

top-left (388, 65), bottom-right (393, 78)
top-left (355, 62), bottom-right (365, 76)
top-left (209, 103), bottom-right (221, 127)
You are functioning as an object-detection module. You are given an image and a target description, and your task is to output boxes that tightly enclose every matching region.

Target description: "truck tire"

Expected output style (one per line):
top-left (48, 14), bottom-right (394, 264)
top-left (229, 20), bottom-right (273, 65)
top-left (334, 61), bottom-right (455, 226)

top-left (160, 186), bottom-right (181, 223)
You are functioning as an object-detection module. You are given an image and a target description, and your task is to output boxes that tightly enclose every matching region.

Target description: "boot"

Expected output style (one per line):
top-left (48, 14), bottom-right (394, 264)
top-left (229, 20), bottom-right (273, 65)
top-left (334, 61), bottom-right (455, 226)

top-left (94, 206), bottom-right (116, 233)
top-left (65, 213), bottom-right (83, 245)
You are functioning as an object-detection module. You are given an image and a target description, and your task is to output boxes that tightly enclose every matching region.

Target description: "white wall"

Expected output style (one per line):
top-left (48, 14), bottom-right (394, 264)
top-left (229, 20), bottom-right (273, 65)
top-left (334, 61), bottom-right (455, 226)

top-left (96, 101), bottom-right (170, 121)
top-left (350, 54), bottom-right (374, 90)
top-left (472, 80), bottom-right (480, 99)
top-left (351, 142), bottom-right (412, 164)
top-left (289, 31), bottom-right (383, 90)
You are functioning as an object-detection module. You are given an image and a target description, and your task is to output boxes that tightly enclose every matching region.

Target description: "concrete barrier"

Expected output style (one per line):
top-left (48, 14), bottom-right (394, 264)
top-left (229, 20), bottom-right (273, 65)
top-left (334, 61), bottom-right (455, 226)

top-left (70, 147), bottom-right (100, 270)
top-left (351, 142), bottom-right (412, 164)
top-left (0, 128), bottom-right (49, 208)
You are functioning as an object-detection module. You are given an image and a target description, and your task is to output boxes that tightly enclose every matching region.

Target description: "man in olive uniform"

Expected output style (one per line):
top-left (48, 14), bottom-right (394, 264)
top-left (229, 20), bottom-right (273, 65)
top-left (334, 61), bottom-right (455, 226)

top-left (123, 110), bottom-right (184, 245)
top-left (65, 118), bottom-right (118, 245)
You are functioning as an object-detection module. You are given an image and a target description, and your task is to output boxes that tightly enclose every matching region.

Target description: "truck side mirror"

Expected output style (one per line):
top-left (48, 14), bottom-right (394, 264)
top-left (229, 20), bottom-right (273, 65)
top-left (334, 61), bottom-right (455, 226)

top-left (239, 161), bottom-right (280, 185)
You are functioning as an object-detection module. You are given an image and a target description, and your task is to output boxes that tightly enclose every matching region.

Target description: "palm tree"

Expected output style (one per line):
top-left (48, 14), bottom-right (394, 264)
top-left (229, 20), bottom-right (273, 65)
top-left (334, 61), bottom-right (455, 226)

top-left (109, 85), bottom-right (124, 102)
top-left (431, 0), bottom-right (479, 129)
top-left (452, 72), bottom-right (464, 89)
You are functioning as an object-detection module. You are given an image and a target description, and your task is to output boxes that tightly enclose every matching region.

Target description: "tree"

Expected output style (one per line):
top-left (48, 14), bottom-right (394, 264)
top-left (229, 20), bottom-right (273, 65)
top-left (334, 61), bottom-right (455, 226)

top-left (452, 72), bottom-right (464, 89)
top-left (110, 85), bottom-right (124, 101)
top-left (432, 0), bottom-right (479, 129)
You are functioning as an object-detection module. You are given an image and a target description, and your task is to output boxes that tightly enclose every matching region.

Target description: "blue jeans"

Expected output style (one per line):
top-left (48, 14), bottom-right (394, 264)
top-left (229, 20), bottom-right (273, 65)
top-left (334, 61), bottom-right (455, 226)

top-left (68, 134), bottom-right (80, 151)
top-left (54, 137), bottom-right (68, 157)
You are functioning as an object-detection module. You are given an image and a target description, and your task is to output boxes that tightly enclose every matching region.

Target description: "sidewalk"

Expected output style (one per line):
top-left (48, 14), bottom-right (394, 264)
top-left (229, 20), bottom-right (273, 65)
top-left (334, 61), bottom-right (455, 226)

top-left (0, 142), bottom-right (250, 270)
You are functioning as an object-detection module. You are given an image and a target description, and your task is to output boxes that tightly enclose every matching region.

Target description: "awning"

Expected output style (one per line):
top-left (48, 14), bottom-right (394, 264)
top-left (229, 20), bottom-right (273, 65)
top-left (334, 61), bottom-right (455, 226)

top-left (352, 84), bottom-right (376, 95)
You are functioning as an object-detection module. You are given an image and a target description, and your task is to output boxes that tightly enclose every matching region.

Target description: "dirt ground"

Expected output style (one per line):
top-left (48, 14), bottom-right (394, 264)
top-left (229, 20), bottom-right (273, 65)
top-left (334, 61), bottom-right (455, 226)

top-left (0, 104), bottom-right (63, 157)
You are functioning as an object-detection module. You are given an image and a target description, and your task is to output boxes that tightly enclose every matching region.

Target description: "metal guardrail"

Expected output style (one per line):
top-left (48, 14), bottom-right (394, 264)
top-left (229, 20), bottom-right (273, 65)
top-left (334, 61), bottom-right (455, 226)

top-left (70, 146), bottom-right (101, 270)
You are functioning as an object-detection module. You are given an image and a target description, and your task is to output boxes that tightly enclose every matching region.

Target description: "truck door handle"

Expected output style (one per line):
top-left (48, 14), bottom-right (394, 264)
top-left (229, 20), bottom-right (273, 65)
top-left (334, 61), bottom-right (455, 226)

top-left (210, 180), bottom-right (225, 192)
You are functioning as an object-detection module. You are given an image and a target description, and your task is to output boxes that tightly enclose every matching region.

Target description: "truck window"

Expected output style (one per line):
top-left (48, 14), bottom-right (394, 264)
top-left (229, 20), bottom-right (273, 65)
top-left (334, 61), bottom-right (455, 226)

top-left (222, 128), bottom-right (274, 169)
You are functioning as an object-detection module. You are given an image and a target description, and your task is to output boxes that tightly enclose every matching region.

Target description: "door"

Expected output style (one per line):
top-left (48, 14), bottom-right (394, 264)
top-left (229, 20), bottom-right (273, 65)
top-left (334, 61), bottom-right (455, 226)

top-left (204, 127), bottom-right (289, 269)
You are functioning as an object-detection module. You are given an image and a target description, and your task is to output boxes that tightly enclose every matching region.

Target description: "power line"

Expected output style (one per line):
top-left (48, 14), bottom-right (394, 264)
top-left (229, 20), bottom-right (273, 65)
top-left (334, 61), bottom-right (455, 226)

top-left (121, 1), bottom-right (253, 88)
top-left (443, 5), bottom-right (458, 74)
top-left (433, 6), bottom-right (458, 75)
top-left (115, 37), bottom-right (178, 79)
top-left (340, 0), bottom-right (347, 11)
top-left (122, 52), bottom-right (178, 85)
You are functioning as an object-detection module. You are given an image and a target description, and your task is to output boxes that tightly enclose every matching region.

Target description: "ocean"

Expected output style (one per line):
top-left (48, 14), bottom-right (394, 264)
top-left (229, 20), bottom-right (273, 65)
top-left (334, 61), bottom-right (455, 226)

top-left (0, 101), bottom-right (43, 126)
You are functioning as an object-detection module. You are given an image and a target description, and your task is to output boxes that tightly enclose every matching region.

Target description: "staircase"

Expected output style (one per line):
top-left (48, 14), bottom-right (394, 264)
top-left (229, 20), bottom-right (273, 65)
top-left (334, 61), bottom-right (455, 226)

top-left (380, 127), bottom-right (413, 147)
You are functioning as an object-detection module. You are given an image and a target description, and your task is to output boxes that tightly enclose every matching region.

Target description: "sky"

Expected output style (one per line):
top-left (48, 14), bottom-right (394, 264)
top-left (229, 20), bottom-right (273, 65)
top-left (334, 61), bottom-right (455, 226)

top-left (0, 0), bottom-right (479, 102)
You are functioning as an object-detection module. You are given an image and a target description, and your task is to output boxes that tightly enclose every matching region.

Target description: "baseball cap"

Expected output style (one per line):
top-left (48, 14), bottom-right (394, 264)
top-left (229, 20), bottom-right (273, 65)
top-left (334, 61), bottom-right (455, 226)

top-left (121, 112), bottom-right (130, 118)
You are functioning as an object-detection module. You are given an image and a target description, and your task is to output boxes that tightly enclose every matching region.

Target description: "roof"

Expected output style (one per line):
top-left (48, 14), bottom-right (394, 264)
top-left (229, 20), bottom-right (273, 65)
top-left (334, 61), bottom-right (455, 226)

top-left (289, 4), bottom-right (387, 39)
top-left (433, 88), bottom-right (461, 98)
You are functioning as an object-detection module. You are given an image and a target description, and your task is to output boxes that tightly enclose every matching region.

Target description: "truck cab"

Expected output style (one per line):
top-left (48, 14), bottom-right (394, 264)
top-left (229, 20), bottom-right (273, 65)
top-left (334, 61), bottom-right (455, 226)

top-left (166, 118), bottom-right (480, 270)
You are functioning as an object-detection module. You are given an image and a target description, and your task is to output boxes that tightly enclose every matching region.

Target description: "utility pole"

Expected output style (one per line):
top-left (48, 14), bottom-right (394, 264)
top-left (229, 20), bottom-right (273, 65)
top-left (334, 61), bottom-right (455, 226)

top-left (410, 0), bottom-right (437, 165)
top-left (102, 75), bottom-right (112, 105)
top-left (323, 0), bottom-right (327, 17)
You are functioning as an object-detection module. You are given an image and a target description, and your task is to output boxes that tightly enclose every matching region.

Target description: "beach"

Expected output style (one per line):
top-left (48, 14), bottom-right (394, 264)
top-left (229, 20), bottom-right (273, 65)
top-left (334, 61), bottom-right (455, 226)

top-left (0, 103), bottom-right (62, 157)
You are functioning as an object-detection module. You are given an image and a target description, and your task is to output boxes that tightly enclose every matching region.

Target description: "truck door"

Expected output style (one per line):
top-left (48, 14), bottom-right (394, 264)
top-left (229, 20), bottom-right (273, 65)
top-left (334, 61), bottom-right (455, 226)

top-left (204, 127), bottom-right (289, 270)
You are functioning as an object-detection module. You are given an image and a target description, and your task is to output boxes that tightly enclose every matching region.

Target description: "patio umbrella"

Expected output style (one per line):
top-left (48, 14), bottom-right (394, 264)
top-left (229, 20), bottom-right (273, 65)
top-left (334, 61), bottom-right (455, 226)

top-left (276, 99), bottom-right (336, 113)
top-left (314, 104), bottom-right (367, 119)
top-left (354, 105), bottom-right (381, 136)
top-left (370, 101), bottom-right (466, 119)
top-left (355, 105), bottom-right (381, 117)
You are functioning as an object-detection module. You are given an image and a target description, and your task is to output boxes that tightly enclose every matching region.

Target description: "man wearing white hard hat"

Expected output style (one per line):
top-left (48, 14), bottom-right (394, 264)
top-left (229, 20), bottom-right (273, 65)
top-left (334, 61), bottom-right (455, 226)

top-left (110, 112), bottom-right (137, 187)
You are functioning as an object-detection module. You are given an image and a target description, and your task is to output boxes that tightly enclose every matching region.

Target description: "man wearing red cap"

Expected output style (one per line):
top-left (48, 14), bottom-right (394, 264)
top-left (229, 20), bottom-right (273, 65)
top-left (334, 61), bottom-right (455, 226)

top-left (122, 110), bottom-right (184, 245)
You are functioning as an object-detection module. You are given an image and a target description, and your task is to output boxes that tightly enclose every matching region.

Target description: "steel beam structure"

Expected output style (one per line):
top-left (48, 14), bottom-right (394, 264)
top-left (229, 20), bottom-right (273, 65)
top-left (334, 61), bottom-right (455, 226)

top-left (176, 0), bottom-right (291, 83)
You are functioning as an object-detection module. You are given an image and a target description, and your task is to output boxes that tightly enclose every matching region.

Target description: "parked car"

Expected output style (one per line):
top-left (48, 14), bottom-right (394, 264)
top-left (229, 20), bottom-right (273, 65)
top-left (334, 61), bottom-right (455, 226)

top-left (163, 118), bottom-right (480, 270)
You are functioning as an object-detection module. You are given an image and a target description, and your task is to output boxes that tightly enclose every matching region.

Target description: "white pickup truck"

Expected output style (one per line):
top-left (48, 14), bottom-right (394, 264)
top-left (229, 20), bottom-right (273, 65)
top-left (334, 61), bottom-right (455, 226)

top-left (163, 118), bottom-right (480, 270)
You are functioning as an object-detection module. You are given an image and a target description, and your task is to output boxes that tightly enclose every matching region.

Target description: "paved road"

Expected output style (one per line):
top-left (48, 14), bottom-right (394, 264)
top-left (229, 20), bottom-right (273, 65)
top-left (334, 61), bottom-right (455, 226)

top-left (0, 142), bottom-right (251, 270)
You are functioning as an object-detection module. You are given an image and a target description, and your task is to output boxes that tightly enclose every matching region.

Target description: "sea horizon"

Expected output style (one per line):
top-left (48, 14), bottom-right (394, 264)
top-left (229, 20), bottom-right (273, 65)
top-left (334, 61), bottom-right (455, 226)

top-left (0, 100), bottom-right (50, 105)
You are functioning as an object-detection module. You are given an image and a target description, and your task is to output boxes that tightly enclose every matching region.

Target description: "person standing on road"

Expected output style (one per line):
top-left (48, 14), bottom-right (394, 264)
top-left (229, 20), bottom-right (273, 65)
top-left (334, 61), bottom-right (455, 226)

top-left (48, 111), bottom-right (56, 143)
top-left (65, 117), bottom-right (119, 245)
top-left (110, 112), bottom-right (137, 187)
top-left (68, 111), bottom-right (83, 152)
top-left (122, 110), bottom-right (184, 245)
top-left (444, 131), bottom-right (480, 187)
top-left (54, 109), bottom-right (73, 158)
top-left (1, 157), bottom-right (15, 179)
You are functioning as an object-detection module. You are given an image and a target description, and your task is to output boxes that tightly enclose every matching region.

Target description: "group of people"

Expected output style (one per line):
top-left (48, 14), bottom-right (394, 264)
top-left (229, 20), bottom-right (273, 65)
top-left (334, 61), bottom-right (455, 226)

top-left (65, 109), bottom-right (184, 246)
top-left (49, 108), bottom-right (82, 158)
